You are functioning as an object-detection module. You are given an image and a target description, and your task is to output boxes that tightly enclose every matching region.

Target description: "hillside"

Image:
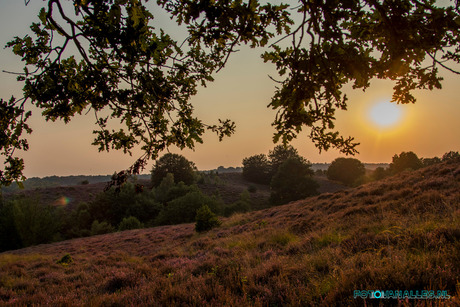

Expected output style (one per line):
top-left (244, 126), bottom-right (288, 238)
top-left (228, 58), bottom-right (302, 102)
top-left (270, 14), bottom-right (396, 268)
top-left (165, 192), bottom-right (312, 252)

top-left (1, 162), bottom-right (459, 305)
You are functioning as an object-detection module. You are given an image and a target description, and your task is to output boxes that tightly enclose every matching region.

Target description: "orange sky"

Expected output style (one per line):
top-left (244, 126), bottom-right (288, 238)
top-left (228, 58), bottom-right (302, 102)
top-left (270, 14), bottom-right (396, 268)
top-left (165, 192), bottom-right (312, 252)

top-left (1, 2), bottom-right (459, 177)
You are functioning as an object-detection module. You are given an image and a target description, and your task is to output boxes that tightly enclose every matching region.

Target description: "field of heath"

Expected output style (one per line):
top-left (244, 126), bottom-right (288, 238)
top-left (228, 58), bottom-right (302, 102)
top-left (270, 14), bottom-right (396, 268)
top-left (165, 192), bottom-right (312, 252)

top-left (1, 161), bottom-right (459, 306)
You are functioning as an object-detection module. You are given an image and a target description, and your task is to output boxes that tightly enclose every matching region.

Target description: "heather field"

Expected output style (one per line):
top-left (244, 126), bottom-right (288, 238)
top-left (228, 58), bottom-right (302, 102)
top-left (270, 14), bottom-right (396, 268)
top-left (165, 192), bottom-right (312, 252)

top-left (1, 162), bottom-right (459, 306)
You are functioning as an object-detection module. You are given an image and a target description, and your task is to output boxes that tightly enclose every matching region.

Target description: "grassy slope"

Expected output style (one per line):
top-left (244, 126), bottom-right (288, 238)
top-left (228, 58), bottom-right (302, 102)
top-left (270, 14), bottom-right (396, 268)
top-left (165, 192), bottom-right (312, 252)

top-left (1, 162), bottom-right (459, 306)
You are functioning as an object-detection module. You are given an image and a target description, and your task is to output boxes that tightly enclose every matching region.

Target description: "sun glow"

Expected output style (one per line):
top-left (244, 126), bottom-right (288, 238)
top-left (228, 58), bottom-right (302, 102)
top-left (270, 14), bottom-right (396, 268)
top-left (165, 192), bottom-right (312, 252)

top-left (369, 100), bottom-right (404, 129)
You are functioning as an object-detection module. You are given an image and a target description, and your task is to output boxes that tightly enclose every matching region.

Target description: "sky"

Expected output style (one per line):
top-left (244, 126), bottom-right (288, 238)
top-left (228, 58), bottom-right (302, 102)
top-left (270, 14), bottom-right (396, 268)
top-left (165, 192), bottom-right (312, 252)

top-left (0, 1), bottom-right (459, 177)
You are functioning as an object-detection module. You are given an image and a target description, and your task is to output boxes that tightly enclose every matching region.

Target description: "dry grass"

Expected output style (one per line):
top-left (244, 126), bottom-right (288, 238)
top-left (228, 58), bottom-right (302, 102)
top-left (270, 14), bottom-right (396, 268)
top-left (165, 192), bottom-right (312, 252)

top-left (1, 162), bottom-right (459, 305)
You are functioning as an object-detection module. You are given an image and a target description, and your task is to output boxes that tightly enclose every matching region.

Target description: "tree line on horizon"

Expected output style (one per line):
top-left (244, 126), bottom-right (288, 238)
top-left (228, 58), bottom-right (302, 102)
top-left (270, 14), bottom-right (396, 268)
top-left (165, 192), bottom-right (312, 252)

top-left (0, 149), bottom-right (458, 252)
top-left (243, 147), bottom-right (460, 188)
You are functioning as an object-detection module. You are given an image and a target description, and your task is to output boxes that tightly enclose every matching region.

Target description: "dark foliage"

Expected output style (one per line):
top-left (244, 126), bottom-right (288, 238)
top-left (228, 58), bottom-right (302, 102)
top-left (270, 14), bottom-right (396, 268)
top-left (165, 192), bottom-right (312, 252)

top-left (56, 253), bottom-right (73, 265)
top-left (390, 151), bottom-right (423, 174)
top-left (442, 151), bottom-right (460, 162)
top-left (268, 145), bottom-right (300, 177)
top-left (421, 157), bottom-right (442, 167)
top-left (118, 216), bottom-right (144, 231)
top-left (155, 190), bottom-right (222, 226)
top-left (327, 157), bottom-right (365, 186)
top-left (270, 157), bottom-right (318, 205)
top-left (372, 166), bottom-right (388, 181)
top-left (242, 154), bottom-right (271, 184)
top-left (195, 205), bottom-right (221, 233)
top-left (151, 153), bottom-right (197, 187)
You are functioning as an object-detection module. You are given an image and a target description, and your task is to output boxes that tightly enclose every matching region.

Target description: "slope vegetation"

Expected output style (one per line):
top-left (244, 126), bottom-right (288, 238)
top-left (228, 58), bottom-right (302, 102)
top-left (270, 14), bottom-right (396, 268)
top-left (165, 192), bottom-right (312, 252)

top-left (1, 162), bottom-right (459, 306)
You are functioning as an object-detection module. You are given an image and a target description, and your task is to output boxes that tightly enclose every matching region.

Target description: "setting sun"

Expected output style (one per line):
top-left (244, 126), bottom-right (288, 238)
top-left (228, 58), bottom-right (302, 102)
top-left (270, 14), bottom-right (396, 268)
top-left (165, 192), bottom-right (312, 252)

top-left (369, 100), bottom-right (404, 129)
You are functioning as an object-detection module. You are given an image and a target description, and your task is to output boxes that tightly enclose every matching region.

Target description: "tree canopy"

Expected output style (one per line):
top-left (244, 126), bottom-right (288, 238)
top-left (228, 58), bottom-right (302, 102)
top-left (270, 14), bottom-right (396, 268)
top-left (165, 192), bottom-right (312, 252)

top-left (389, 151), bottom-right (423, 173)
top-left (327, 157), bottom-right (365, 186)
top-left (151, 153), bottom-right (196, 187)
top-left (270, 156), bottom-right (318, 205)
top-left (2, 0), bottom-right (460, 186)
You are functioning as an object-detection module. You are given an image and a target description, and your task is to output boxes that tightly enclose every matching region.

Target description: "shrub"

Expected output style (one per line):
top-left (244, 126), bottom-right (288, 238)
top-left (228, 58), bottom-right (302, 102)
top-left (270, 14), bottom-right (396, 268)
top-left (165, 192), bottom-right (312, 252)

top-left (247, 185), bottom-right (257, 193)
top-left (223, 190), bottom-right (252, 217)
top-left (56, 254), bottom-right (73, 266)
top-left (155, 177), bottom-right (195, 204)
top-left (90, 220), bottom-right (115, 236)
top-left (118, 216), bottom-right (144, 231)
top-left (151, 153), bottom-right (196, 186)
top-left (155, 190), bottom-right (223, 225)
top-left (195, 205), bottom-right (221, 232)
top-left (327, 157), bottom-right (365, 186)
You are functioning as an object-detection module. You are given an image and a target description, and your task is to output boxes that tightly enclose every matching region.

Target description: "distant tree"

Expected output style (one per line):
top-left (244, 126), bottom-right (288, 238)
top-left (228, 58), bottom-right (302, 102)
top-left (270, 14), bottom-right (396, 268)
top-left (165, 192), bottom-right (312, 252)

top-left (442, 151), bottom-right (460, 162)
top-left (242, 154), bottom-right (271, 184)
top-left (372, 167), bottom-right (388, 181)
top-left (11, 198), bottom-right (60, 247)
top-left (421, 157), bottom-right (442, 167)
top-left (151, 153), bottom-right (196, 187)
top-left (270, 157), bottom-right (318, 205)
top-left (327, 158), bottom-right (365, 186)
top-left (389, 151), bottom-right (423, 174)
top-left (268, 145), bottom-right (300, 176)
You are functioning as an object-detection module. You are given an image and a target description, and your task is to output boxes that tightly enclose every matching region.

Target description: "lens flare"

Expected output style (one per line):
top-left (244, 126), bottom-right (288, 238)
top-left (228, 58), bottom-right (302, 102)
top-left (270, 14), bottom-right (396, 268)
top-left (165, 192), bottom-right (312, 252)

top-left (56, 196), bottom-right (71, 206)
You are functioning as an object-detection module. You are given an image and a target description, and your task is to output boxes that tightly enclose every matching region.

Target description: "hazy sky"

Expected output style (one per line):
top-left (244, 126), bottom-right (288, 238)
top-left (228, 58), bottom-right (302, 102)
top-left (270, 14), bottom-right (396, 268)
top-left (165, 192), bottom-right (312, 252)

top-left (1, 1), bottom-right (459, 177)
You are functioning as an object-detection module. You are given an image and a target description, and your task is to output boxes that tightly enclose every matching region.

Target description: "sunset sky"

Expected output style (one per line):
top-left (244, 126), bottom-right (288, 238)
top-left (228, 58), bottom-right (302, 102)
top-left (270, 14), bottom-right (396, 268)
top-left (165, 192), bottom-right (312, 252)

top-left (1, 1), bottom-right (459, 178)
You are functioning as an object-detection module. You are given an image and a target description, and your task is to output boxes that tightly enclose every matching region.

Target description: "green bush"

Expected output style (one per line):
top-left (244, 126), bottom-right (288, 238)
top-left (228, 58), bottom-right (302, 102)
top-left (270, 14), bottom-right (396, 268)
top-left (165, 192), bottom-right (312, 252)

top-left (223, 190), bottom-right (251, 217)
top-left (118, 216), bottom-right (144, 231)
top-left (155, 190), bottom-right (222, 226)
top-left (195, 205), bottom-right (221, 232)
top-left (90, 220), bottom-right (115, 236)
top-left (57, 254), bottom-right (73, 265)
